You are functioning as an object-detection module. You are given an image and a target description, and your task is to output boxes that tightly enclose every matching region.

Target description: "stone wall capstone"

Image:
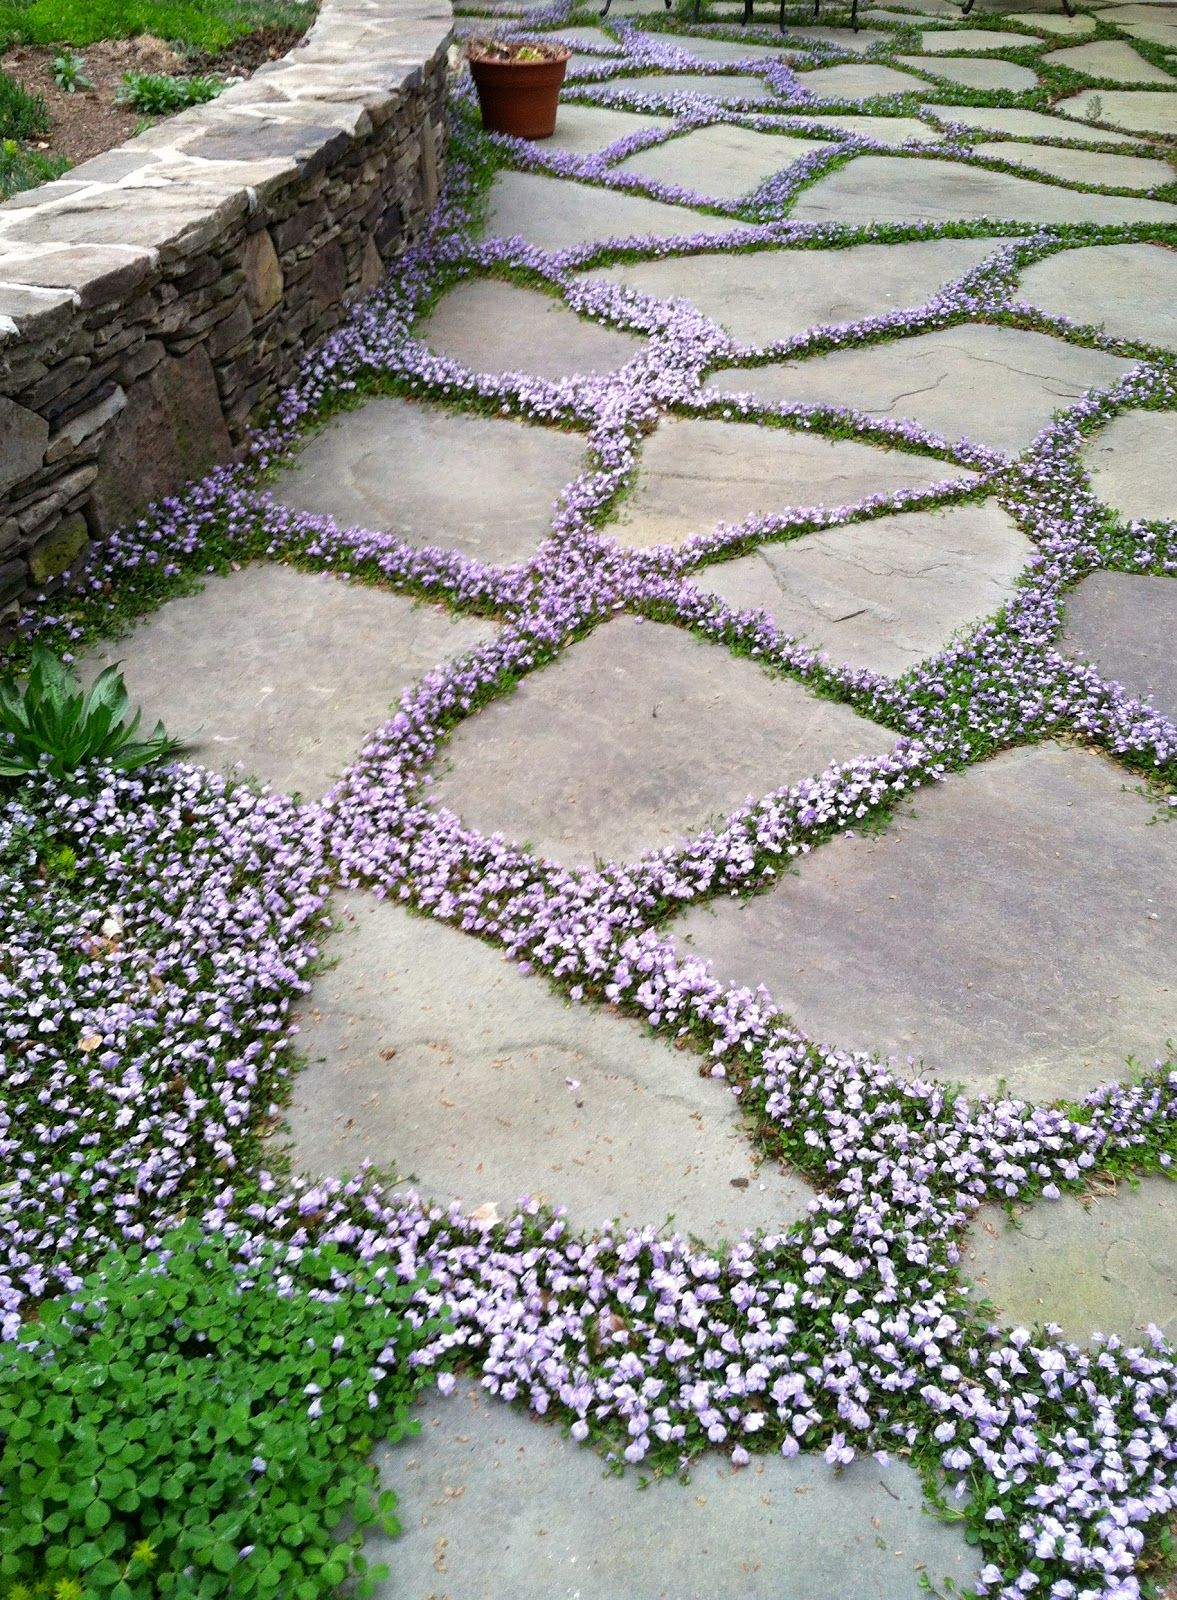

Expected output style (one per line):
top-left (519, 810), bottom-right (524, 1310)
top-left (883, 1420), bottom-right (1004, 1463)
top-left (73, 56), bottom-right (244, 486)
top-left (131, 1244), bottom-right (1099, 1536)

top-left (0, 0), bottom-right (453, 622)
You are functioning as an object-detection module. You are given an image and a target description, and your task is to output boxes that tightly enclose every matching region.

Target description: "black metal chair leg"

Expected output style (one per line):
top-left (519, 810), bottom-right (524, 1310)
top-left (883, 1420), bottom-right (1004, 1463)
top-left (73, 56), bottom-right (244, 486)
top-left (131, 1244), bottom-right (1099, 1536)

top-left (743, 0), bottom-right (753, 24)
top-left (780, 0), bottom-right (787, 33)
top-left (599, 0), bottom-right (612, 18)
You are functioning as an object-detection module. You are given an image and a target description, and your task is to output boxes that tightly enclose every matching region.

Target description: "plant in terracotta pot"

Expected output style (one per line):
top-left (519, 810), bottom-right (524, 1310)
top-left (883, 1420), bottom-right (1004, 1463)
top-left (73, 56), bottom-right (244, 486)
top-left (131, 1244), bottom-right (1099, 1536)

top-left (466, 37), bottom-right (571, 140)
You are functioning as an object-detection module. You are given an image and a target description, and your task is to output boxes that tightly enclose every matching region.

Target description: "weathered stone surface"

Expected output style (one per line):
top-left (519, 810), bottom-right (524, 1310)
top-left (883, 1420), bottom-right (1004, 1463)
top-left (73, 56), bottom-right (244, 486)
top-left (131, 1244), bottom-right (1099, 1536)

top-left (918, 25), bottom-right (1025, 47)
top-left (780, 24), bottom-right (893, 51)
top-left (790, 153), bottom-right (1177, 224)
top-left (418, 278), bottom-right (644, 381)
top-left (614, 416), bottom-right (975, 549)
top-left (1017, 242), bottom-right (1177, 349)
top-left (430, 616), bottom-right (894, 866)
top-left (621, 71), bottom-right (776, 101)
top-left (705, 324), bottom-right (1137, 454)
top-left (797, 62), bottom-right (931, 98)
top-left (0, 396), bottom-right (48, 496)
top-left (587, 237), bottom-right (997, 346)
top-left (660, 30), bottom-right (794, 61)
top-left (541, 102), bottom-right (674, 155)
top-left (777, 112), bottom-right (943, 144)
top-left (540, 24), bottom-right (621, 49)
top-left (1060, 571), bottom-right (1177, 719)
top-left (44, 386), bottom-right (126, 464)
top-left (1055, 87), bottom-right (1177, 133)
top-left (287, 894), bottom-right (815, 1238)
top-left (670, 742), bottom-right (1177, 1103)
top-left (964, 1180), bottom-right (1177, 1344)
top-left (87, 347), bottom-right (233, 536)
top-left (921, 102), bottom-right (1140, 143)
top-left (1081, 409), bottom-right (1177, 522)
top-left (972, 139), bottom-right (1173, 188)
top-left (367, 1384), bottom-right (983, 1600)
top-left (1044, 37), bottom-right (1177, 81)
top-left (1008, 9), bottom-right (1098, 33)
top-left (897, 53), bottom-right (1040, 89)
top-left (242, 228), bottom-right (283, 317)
top-left (1114, 4), bottom-right (1177, 48)
top-left (617, 124), bottom-right (827, 199)
top-left (79, 564), bottom-right (496, 797)
top-left (27, 513), bottom-right (88, 585)
top-left (269, 396), bottom-right (587, 567)
top-left (484, 170), bottom-right (753, 251)
top-left (691, 499), bottom-right (1032, 674)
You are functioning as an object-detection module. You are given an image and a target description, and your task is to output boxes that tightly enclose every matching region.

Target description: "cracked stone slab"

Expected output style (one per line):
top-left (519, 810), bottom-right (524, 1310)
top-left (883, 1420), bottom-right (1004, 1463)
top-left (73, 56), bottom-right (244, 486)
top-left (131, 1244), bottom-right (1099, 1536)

top-left (620, 71), bottom-right (777, 101)
top-left (790, 152), bottom-right (1177, 225)
top-left (918, 25), bottom-right (1027, 47)
top-left (1055, 87), bottom-right (1177, 134)
top-left (1081, 409), bottom-right (1177, 522)
top-left (796, 62), bottom-right (932, 98)
top-left (78, 566), bottom-right (496, 798)
top-left (690, 499), bottom-right (1033, 675)
top-left (367, 1384), bottom-right (984, 1600)
top-left (616, 123), bottom-right (828, 199)
top-left (1044, 37), bottom-right (1177, 82)
top-left (483, 169), bottom-right (753, 251)
top-left (972, 139), bottom-right (1174, 189)
top-left (1060, 571), bottom-right (1177, 720)
top-left (704, 324), bottom-right (1137, 455)
top-left (777, 112), bottom-right (944, 144)
top-left (586, 236), bottom-right (998, 346)
top-left (429, 615), bottom-right (894, 866)
top-left (613, 416), bottom-right (975, 549)
top-left (287, 895), bottom-right (814, 1240)
top-left (964, 1180), bottom-right (1177, 1344)
top-left (536, 101), bottom-right (674, 155)
top-left (269, 395), bottom-right (587, 567)
top-left (921, 102), bottom-right (1141, 142)
top-left (1017, 242), bottom-right (1177, 350)
top-left (670, 742), bottom-right (1177, 1103)
top-left (417, 278), bottom-right (644, 381)
top-left (897, 53), bottom-right (1041, 89)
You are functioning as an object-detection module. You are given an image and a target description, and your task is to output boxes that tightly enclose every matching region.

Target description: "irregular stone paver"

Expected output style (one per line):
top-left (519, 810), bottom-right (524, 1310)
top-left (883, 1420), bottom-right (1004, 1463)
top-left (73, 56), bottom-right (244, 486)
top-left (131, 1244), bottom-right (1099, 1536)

top-left (1060, 571), bottom-right (1177, 718)
top-left (614, 416), bottom-right (976, 549)
top-left (664, 31), bottom-right (794, 61)
top-left (919, 25), bottom-right (1027, 48)
top-left (542, 24), bottom-right (622, 49)
top-left (781, 24), bottom-right (893, 51)
top-left (417, 278), bottom-right (644, 381)
top-left (587, 237), bottom-right (997, 346)
top-left (616, 124), bottom-right (828, 199)
top-left (921, 102), bottom-right (1141, 142)
top-left (367, 1385), bottom-right (983, 1600)
top-left (778, 112), bottom-right (943, 144)
top-left (1045, 38), bottom-right (1177, 82)
top-left (80, 566), bottom-right (496, 797)
top-left (429, 616), bottom-right (894, 865)
top-left (287, 896), bottom-right (813, 1239)
top-left (623, 71), bottom-right (776, 101)
top-left (897, 52), bottom-right (1040, 89)
top-left (670, 742), bottom-right (1177, 1103)
top-left (1115, 5), bottom-right (1177, 48)
top-left (797, 62), bottom-right (931, 98)
top-left (790, 152), bottom-right (1177, 224)
top-left (1009, 10), bottom-right (1098, 34)
top-left (972, 139), bottom-right (1174, 188)
top-left (704, 324), bottom-right (1137, 455)
top-left (539, 101), bottom-right (674, 155)
top-left (269, 395), bottom-right (586, 567)
top-left (1055, 87), bottom-right (1177, 134)
top-left (690, 500), bottom-right (1033, 674)
top-left (484, 169), bottom-right (752, 251)
top-left (1018, 242), bottom-right (1177, 349)
top-left (964, 1180), bottom-right (1177, 1344)
top-left (1082, 409), bottom-right (1177, 521)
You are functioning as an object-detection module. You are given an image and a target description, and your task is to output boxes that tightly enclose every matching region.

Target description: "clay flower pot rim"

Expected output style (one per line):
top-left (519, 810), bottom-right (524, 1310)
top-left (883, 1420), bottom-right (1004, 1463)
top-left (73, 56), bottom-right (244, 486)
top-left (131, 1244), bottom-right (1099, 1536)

top-left (464, 40), bottom-right (571, 64)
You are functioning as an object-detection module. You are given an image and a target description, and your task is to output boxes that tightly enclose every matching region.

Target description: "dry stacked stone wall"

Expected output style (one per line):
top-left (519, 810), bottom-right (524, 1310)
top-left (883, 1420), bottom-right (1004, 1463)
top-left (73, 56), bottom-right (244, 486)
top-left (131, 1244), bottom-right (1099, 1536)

top-left (0, 0), bottom-right (452, 622)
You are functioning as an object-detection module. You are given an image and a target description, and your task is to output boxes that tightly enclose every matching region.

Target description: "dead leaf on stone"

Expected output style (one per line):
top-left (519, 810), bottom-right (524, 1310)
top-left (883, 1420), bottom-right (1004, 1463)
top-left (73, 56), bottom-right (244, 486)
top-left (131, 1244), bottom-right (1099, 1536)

top-left (433, 1536), bottom-right (448, 1573)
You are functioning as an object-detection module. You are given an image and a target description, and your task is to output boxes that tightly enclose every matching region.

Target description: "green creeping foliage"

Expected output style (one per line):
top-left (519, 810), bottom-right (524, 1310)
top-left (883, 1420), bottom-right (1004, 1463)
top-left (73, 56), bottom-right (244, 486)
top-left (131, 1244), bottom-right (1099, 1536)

top-left (0, 0), bottom-right (314, 51)
top-left (0, 646), bottom-right (184, 781)
top-left (0, 1222), bottom-right (447, 1598)
top-left (117, 70), bottom-right (226, 113)
top-left (0, 138), bottom-right (64, 200)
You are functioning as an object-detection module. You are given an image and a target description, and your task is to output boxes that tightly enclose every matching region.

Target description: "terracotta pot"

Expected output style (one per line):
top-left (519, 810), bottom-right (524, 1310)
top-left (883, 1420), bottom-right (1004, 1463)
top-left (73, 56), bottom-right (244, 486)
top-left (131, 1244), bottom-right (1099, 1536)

top-left (468, 50), bottom-right (569, 139)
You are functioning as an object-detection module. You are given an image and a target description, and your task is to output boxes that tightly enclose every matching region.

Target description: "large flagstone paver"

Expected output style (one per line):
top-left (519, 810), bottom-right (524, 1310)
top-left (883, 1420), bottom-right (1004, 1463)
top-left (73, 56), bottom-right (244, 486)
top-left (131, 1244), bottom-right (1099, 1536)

top-left (80, 566), bottom-right (496, 797)
top-left (690, 500), bottom-right (1033, 674)
top-left (1008, 10), bottom-right (1098, 34)
top-left (1114, 5), bottom-right (1177, 48)
top-left (971, 139), bottom-right (1174, 188)
top-left (1017, 243), bottom-right (1177, 350)
top-left (268, 395), bottom-right (587, 567)
top-left (621, 71), bottom-right (776, 101)
top-left (1081, 409), bottom-right (1177, 521)
top-left (613, 416), bottom-right (976, 549)
top-left (669, 742), bottom-right (1177, 1103)
top-left (897, 52), bottom-right (1040, 89)
top-left (918, 25), bottom-right (1027, 47)
top-left (429, 616), bottom-right (894, 865)
top-left (797, 62), bottom-right (931, 98)
top-left (921, 102), bottom-right (1141, 142)
top-left (777, 112), bottom-right (943, 144)
top-left (1044, 37), bottom-right (1177, 82)
top-left (704, 324), bottom-right (1137, 455)
top-left (540, 24), bottom-right (622, 49)
top-left (484, 169), bottom-right (753, 251)
top-left (535, 101), bottom-right (674, 155)
top-left (617, 124), bottom-right (827, 199)
top-left (1055, 87), bottom-right (1177, 134)
top-left (790, 152), bottom-right (1177, 223)
top-left (662, 30), bottom-right (796, 61)
top-left (1060, 571), bottom-right (1177, 719)
top-left (587, 237), bottom-right (997, 346)
top-left (780, 24), bottom-right (893, 51)
top-left (964, 1180), bottom-right (1177, 1344)
top-left (286, 896), bottom-right (813, 1239)
top-left (367, 1385), bottom-right (983, 1600)
top-left (417, 278), bottom-right (644, 381)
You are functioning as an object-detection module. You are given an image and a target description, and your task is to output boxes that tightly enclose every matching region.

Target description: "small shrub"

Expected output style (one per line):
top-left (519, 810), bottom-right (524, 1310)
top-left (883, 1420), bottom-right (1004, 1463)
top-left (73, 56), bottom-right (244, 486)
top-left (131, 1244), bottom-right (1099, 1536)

top-left (51, 49), bottom-right (93, 91)
top-left (117, 69), bottom-right (226, 113)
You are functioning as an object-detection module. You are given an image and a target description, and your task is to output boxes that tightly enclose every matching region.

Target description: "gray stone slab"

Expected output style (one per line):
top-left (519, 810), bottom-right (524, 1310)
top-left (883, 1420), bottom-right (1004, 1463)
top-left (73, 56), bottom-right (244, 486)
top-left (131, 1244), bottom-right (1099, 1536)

top-left (691, 499), bottom-right (1032, 673)
top-left (586, 236), bottom-right (998, 346)
top-left (918, 24), bottom-right (1025, 46)
top-left (79, 566), bottom-right (496, 798)
top-left (430, 615), bottom-right (894, 865)
top-left (777, 112), bottom-right (944, 144)
top-left (484, 170), bottom-right (753, 251)
top-left (539, 24), bottom-right (622, 49)
top-left (1061, 571), bottom-right (1177, 719)
top-left (616, 124), bottom-right (828, 199)
top-left (1116, 6), bottom-right (1177, 48)
top-left (614, 416), bottom-right (976, 549)
top-left (790, 152), bottom-right (1177, 224)
top-left (418, 278), bottom-right (644, 381)
top-left (670, 742), bottom-right (1177, 1103)
top-left (367, 1384), bottom-right (984, 1600)
top-left (972, 139), bottom-right (1174, 187)
top-left (1082, 409), bottom-right (1177, 521)
top-left (798, 62), bottom-right (932, 97)
top-left (1007, 10), bottom-right (1098, 34)
top-left (621, 71), bottom-right (776, 101)
top-left (1018, 243), bottom-right (1177, 349)
top-left (1055, 87), bottom-right (1177, 133)
top-left (780, 24), bottom-right (894, 50)
top-left (1045, 37), bottom-right (1177, 81)
top-left (922, 102), bottom-right (1141, 141)
top-left (539, 101), bottom-right (674, 155)
top-left (896, 52), bottom-right (1041, 88)
top-left (269, 396), bottom-right (587, 568)
top-left (704, 324), bottom-right (1137, 454)
top-left (662, 30), bottom-right (796, 61)
top-left (287, 895), bottom-right (814, 1239)
top-left (964, 1179), bottom-right (1177, 1344)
